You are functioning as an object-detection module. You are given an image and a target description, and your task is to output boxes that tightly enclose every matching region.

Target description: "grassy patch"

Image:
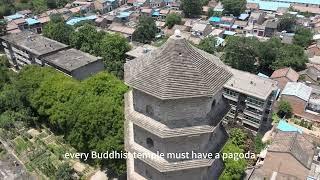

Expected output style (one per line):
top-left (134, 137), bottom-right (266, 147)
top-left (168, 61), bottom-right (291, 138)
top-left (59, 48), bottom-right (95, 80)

top-left (14, 137), bottom-right (30, 154)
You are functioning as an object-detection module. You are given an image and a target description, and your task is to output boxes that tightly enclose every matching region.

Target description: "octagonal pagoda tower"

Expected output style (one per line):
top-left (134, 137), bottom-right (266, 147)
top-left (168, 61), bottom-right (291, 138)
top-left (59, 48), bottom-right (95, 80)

top-left (124, 30), bottom-right (232, 180)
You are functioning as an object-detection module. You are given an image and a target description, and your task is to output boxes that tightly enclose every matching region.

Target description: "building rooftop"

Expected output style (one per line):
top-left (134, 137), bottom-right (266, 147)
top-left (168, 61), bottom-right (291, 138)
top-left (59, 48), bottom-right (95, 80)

top-left (125, 45), bottom-right (157, 59)
top-left (247, 0), bottom-right (290, 11)
top-left (66, 15), bottom-right (97, 25)
top-left (224, 68), bottom-right (278, 100)
top-left (43, 48), bottom-right (101, 72)
top-left (282, 82), bottom-right (312, 102)
top-left (1, 31), bottom-right (68, 57)
top-left (124, 30), bottom-right (232, 100)
top-left (268, 131), bottom-right (315, 169)
top-left (270, 67), bottom-right (299, 82)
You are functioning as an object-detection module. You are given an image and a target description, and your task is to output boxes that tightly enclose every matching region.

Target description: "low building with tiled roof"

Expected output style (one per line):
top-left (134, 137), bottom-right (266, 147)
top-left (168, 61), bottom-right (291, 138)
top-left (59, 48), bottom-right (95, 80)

top-left (271, 67), bottom-right (299, 90)
top-left (299, 63), bottom-right (320, 85)
top-left (250, 131), bottom-right (316, 179)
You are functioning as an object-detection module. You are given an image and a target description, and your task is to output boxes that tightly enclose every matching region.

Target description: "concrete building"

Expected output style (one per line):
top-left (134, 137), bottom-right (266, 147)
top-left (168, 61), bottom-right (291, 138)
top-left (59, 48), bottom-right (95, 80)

top-left (1, 31), bottom-right (68, 69)
top-left (1, 31), bottom-right (104, 80)
top-left (124, 31), bottom-right (232, 179)
top-left (223, 68), bottom-right (278, 132)
top-left (42, 48), bottom-right (104, 80)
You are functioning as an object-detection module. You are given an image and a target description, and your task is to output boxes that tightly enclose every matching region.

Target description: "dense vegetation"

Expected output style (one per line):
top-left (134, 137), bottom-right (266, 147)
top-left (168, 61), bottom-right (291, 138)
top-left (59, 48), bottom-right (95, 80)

top-left (43, 18), bottom-right (131, 79)
top-left (0, 57), bottom-right (128, 176)
top-left (277, 100), bottom-right (293, 118)
top-left (0, 0), bottom-right (71, 17)
top-left (165, 13), bottom-right (182, 29)
top-left (223, 36), bottom-right (308, 75)
top-left (181, 0), bottom-right (202, 18)
top-left (221, 128), bottom-right (265, 179)
top-left (221, 0), bottom-right (246, 17)
top-left (133, 15), bottom-right (157, 44)
top-left (293, 27), bottom-right (313, 48)
top-left (198, 36), bottom-right (217, 54)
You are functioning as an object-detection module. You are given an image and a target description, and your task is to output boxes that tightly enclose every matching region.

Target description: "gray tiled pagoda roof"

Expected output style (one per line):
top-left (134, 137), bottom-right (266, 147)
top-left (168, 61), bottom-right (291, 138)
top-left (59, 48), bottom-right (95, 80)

top-left (124, 34), bottom-right (232, 100)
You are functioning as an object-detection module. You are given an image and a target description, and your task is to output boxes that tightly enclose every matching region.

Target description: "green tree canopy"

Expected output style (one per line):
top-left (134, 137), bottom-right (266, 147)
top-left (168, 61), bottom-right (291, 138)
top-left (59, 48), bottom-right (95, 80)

top-left (8, 66), bottom-right (129, 175)
top-left (69, 24), bottom-right (105, 54)
top-left (98, 33), bottom-right (131, 79)
top-left (221, 141), bottom-right (247, 180)
top-left (43, 16), bottom-right (74, 45)
top-left (277, 14), bottom-right (296, 33)
top-left (133, 16), bottom-right (157, 43)
top-left (257, 37), bottom-right (282, 73)
top-left (0, 19), bottom-right (7, 36)
top-left (224, 36), bottom-right (259, 73)
top-left (293, 27), bottom-right (313, 48)
top-left (208, 8), bottom-right (222, 17)
top-left (277, 100), bottom-right (292, 118)
top-left (272, 44), bottom-right (307, 71)
top-left (181, 0), bottom-right (202, 18)
top-left (165, 13), bottom-right (182, 29)
top-left (55, 163), bottom-right (73, 180)
top-left (221, 0), bottom-right (246, 16)
top-left (198, 36), bottom-right (217, 54)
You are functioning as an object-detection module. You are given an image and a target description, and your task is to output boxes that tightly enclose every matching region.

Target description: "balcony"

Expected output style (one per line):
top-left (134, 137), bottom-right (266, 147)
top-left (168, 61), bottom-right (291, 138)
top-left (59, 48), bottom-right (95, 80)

top-left (223, 92), bottom-right (238, 102)
top-left (242, 118), bottom-right (260, 129)
top-left (243, 109), bottom-right (262, 120)
top-left (246, 101), bottom-right (264, 111)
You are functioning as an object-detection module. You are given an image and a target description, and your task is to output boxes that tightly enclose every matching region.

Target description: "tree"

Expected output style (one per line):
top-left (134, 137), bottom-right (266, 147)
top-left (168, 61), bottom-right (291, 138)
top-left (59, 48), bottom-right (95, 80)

top-left (132, 16), bottom-right (157, 43)
top-left (293, 27), bottom-right (313, 48)
top-left (224, 36), bottom-right (259, 73)
top-left (43, 16), bottom-right (74, 44)
top-left (47, 0), bottom-right (57, 9)
top-left (98, 33), bottom-right (131, 79)
top-left (254, 134), bottom-right (265, 153)
top-left (221, 0), bottom-right (246, 16)
top-left (277, 100), bottom-right (292, 118)
top-left (69, 24), bottom-right (104, 54)
top-left (0, 19), bottom-right (7, 36)
top-left (55, 163), bottom-right (73, 180)
top-left (229, 128), bottom-right (247, 149)
top-left (277, 14), bottom-right (296, 33)
top-left (208, 8), bottom-right (222, 17)
top-left (198, 36), bottom-right (216, 54)
top-left (257, 37), bottom-right (282, 74)
top-left (165, 13), bottom-right (181, 29)
top-left (181, 0), bottom-right (202, 18)
top-left (272, 44), bottom-right (307, 71)
top-left (20, 67), bottom-right (128, 176)
top-left (220, 141), bottom-right (247, 180)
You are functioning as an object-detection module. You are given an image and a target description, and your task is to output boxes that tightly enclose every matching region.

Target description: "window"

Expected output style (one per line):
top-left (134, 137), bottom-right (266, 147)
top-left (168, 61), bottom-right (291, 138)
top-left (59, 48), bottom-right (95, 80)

top-left (247, 96), bottom-right (264, 107)
top-left (224, 89), bottom-right (239, 98)
top-left (146, 105), bottom-right (154, 116)
top-left (146, 138), bottom-right (154, 148)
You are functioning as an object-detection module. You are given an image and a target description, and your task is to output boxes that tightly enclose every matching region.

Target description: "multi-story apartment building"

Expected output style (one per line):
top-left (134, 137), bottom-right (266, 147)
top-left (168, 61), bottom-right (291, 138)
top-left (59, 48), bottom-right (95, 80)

top-left (1, 31), bottom-right (104, 80)
top-left (223, 68), bottom-right (278, 133)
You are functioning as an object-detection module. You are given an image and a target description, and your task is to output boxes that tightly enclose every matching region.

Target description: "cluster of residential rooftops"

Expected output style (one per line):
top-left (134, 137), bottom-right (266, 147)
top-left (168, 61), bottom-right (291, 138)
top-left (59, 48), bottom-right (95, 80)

top-left (1, 31), bottom-right (104, 80)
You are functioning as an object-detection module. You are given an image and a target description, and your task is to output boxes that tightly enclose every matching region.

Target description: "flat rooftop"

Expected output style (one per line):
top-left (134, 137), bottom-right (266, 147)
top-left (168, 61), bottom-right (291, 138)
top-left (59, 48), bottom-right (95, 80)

top-left (43, 48), bottom-right (102, 72)
top-left (1, 31), bottom-right (68, 57)
top-left (125, 44), bottom-right (157, 58)
top-left (224, 68), bottom-right (278, 100)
